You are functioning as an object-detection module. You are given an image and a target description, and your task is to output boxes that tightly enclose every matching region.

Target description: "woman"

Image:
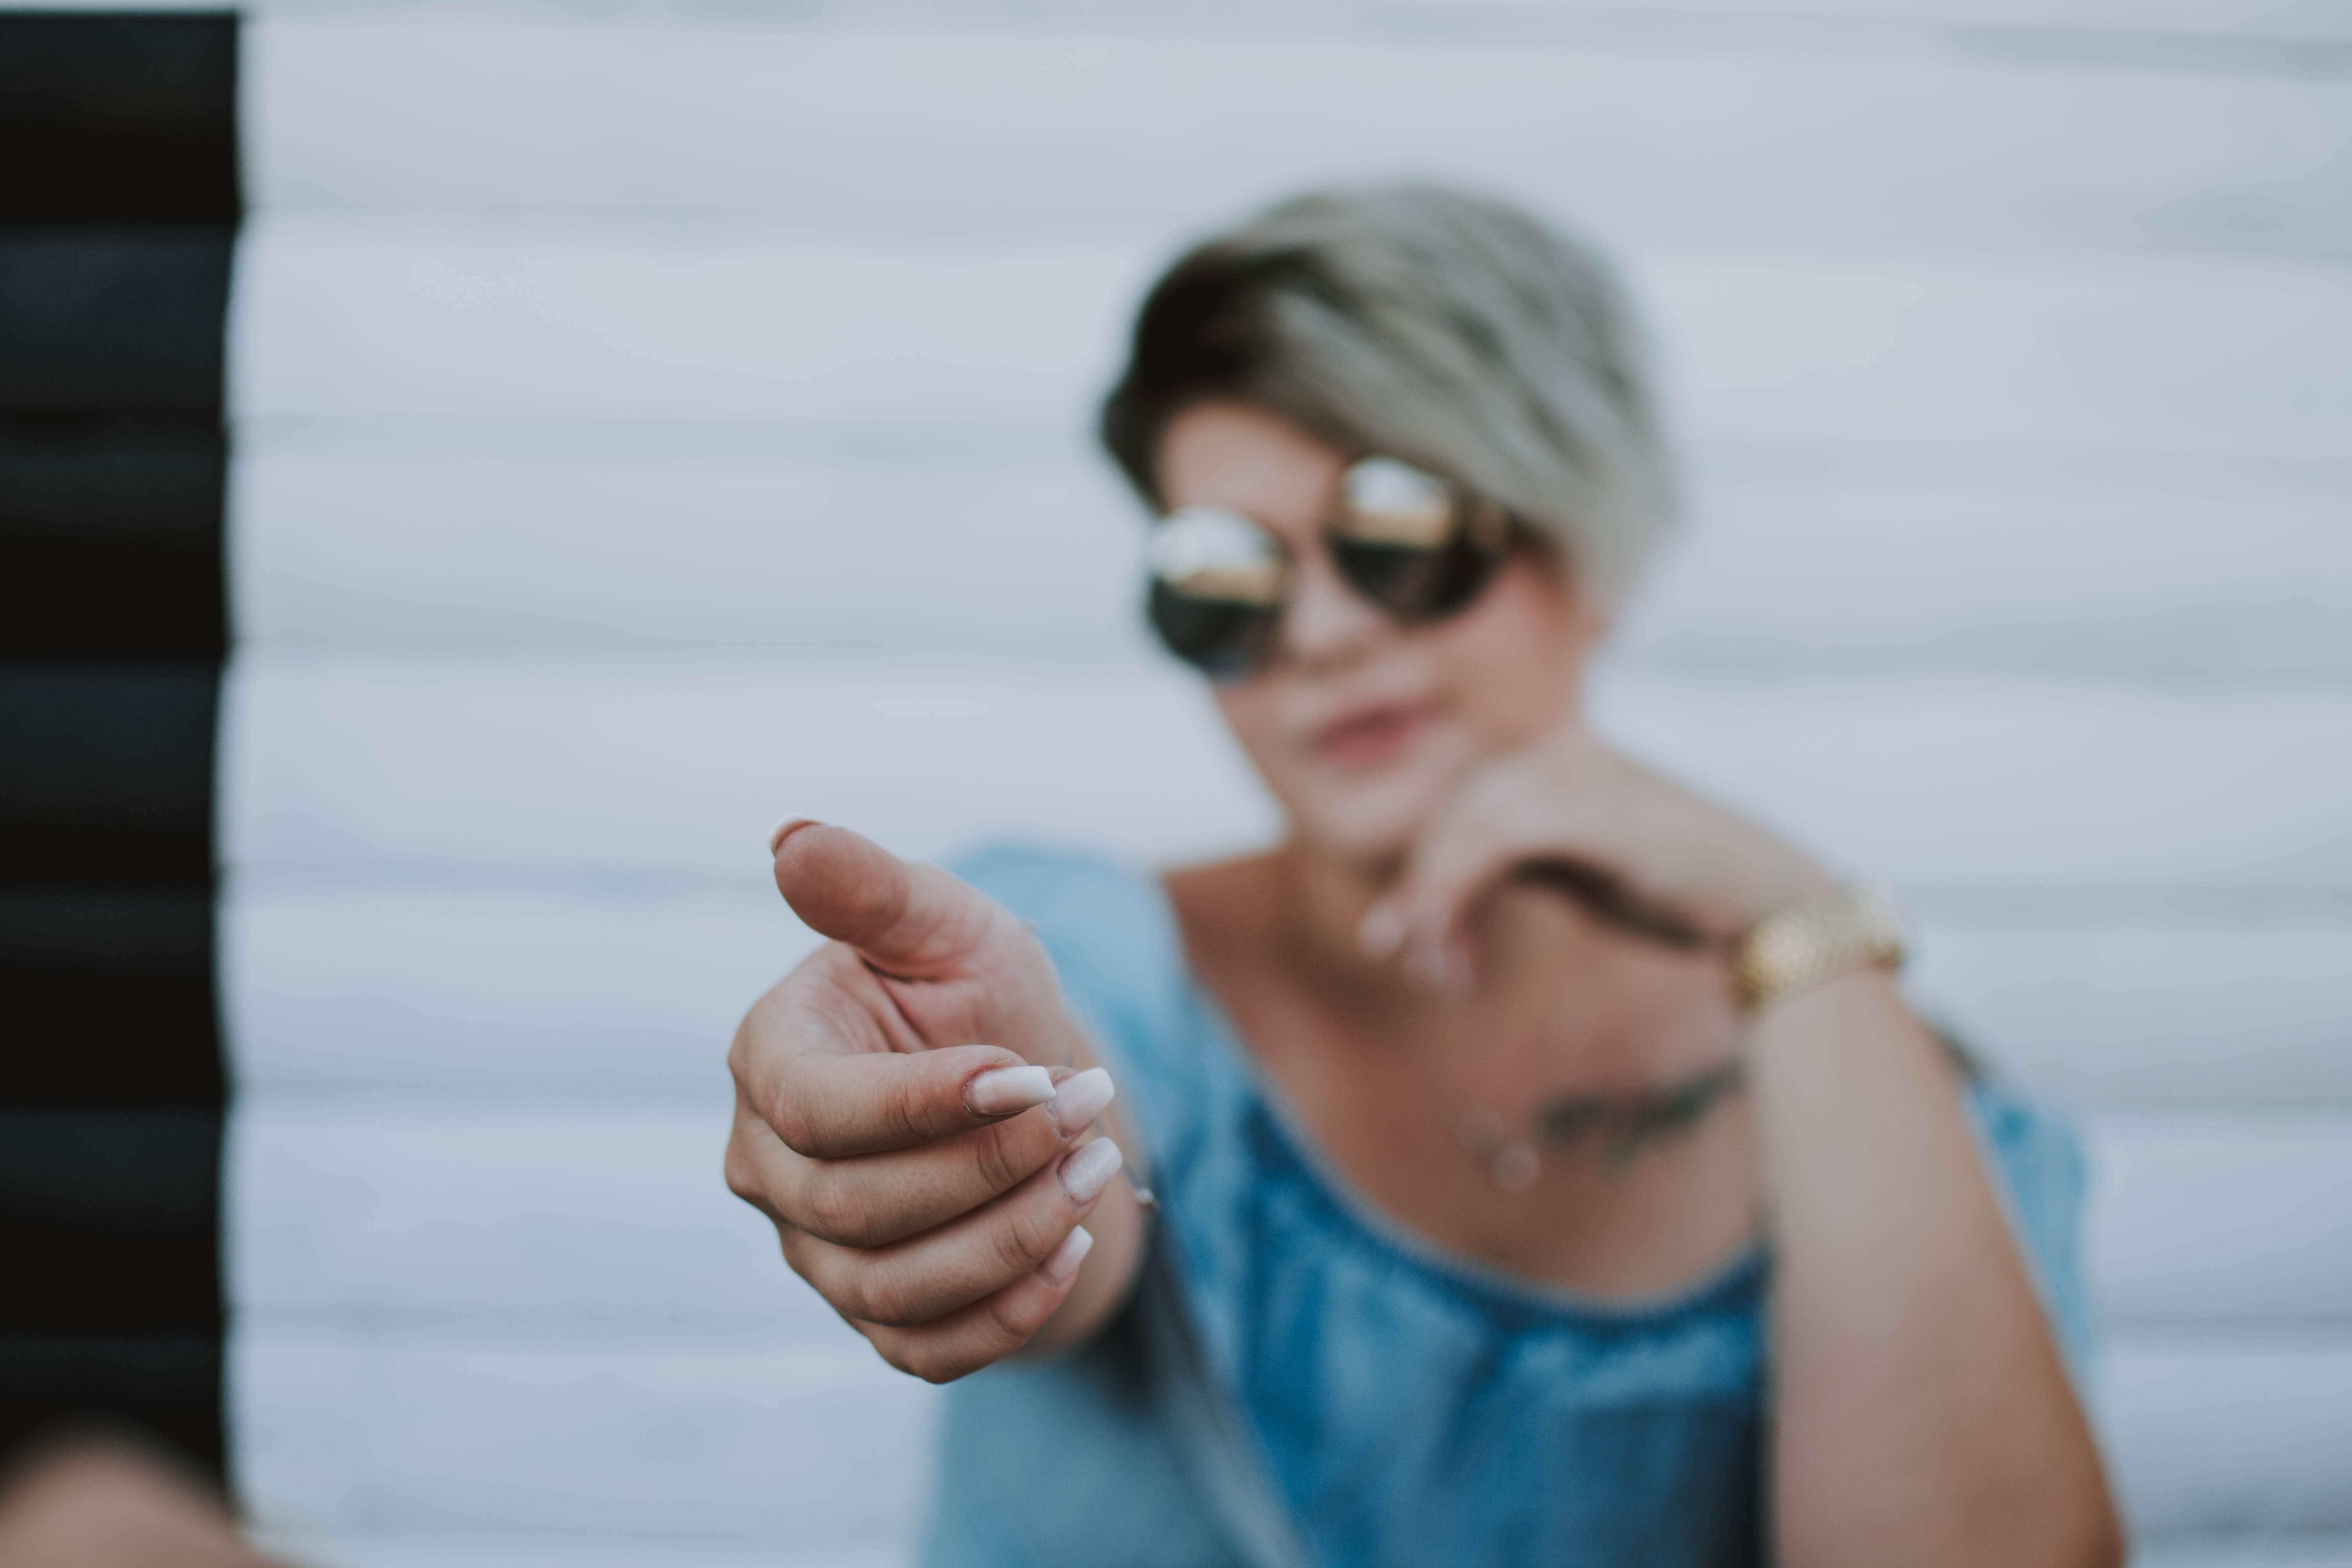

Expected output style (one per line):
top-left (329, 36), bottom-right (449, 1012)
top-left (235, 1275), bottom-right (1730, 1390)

top-left (725, 188), bottom-right (2122, 1567)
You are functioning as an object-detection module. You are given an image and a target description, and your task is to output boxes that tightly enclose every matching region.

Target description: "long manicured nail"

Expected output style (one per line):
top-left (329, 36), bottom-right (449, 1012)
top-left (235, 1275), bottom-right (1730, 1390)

top-left (1036, 1225), bottom-right (1094, 1288)
top-left (1358, 901), bottom-right (1406, 959)
top-left (967, 1065), bottom-right (1055, 1116)
top-left (1047, 1067), bottom-right (1115, 1139)
top-left (768, 818), bottom-right (820, 855)
top-left (1058, 1139), bottom-right (1124, 1205)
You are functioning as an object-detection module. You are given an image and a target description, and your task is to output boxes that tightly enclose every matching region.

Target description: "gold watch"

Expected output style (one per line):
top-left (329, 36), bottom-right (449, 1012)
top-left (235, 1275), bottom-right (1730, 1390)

top-left (1730, 887), bottom-right (1906, 1013)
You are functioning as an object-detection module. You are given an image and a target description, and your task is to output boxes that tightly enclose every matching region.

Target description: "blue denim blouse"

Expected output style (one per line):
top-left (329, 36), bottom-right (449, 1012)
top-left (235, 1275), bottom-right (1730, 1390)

top-left (922, 846), bottom-right (2092, 1568)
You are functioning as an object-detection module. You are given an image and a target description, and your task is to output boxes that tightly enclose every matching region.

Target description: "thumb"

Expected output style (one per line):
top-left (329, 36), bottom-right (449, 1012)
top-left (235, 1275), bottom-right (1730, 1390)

top-left (771, 820), bottom-right (1007, 980)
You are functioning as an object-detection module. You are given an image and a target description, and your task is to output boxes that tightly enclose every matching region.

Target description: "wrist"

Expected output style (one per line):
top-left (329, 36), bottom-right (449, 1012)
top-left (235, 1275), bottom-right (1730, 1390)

top-left (1730, 884), bottom-right (1907, 1015)
top-left (1713, 838), bottom-right (1838, 937)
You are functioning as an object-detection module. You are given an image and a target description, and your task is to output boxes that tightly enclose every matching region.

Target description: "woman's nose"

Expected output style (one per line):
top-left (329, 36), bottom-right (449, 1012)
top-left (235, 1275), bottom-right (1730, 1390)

top-left (1279, 550), bottom-right (1389, 673)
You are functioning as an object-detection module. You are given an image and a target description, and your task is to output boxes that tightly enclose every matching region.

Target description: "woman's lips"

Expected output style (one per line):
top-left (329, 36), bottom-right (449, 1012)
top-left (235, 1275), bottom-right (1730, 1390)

top-left (1312, 699), bottom-right (1435, 770)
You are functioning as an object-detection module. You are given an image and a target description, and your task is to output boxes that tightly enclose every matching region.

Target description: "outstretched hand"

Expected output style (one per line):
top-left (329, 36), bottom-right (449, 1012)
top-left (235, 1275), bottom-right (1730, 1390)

top-left (725, 822), bottom-right (1136, 1382)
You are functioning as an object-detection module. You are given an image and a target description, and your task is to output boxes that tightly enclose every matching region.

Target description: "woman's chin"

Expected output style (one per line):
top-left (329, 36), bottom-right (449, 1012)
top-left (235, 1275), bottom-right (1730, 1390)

top-left (1276, 730), bottom-right (1480, 871)
top-left (1283, 775), bottom-right (1445, 873)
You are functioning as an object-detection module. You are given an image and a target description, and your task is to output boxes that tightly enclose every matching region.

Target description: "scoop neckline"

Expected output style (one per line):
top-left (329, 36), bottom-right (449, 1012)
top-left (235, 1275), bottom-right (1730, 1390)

top-left (1148, 870), bottom-right (1770, 1327)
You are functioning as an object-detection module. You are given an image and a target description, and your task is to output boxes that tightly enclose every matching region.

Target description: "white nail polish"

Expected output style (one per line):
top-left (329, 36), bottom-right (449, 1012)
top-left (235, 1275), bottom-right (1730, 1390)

top-left (1036, 1226), bottom-right (1094, 1288)
top-left (1058, 1138), bottom-right (1124, 1205)
top-left (1047, 1067), bottom-right (1116, 1138)
top-left (967, 1065), bottom-right (1055, 1116)
top-left (768, 818), bottom-right (817, 855)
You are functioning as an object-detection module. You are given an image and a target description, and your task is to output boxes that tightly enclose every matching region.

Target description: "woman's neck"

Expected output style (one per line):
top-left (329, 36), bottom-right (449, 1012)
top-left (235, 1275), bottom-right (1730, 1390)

top-left (1169, 838), bottom-right (1757, 1292)
top-left (1265, 837), bottom-right (1567, 1000)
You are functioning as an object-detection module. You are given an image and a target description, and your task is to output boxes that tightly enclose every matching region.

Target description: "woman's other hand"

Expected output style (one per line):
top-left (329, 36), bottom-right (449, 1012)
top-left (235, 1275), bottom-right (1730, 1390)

top-left (0, 1439), bottom-right (287, 1568)
top-left (1359, 724), bottom-right (1835, 983)
top-left (724, 822), bottom-right (1142, 1382)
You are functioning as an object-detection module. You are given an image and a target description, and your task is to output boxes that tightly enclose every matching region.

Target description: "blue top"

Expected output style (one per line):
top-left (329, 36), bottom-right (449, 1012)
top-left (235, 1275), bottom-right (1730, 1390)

top-left (922, 846), bottom-right (2092, 1568)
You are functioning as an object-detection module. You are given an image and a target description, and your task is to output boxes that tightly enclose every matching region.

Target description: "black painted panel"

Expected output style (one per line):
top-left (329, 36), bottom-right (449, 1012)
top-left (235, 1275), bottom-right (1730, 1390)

top-left (0, 419), bottom-right (228, 655)
top-left (0, 1337), bottom-right (223, 1478)
top-left (0, 416), bottom-right (228, 654)
top-left (0, 231), bottom-right (233, 415)
top-left (0, 1112), bottom-right (221, 1334)
top-left (0, 668), bottom-right (217, 829)
top-left (0, 538), bottom-right (225, 661)
top-left (0, 892), bottom-right (221, 1108)
top-left (0, 14), bottom-right (239, 227)
top-left (0, 9), bottom-right (238, 1485)
top-left (0, 669), bottom-right (217, 888)
top-left (0, 416), bottom-right (222, 542)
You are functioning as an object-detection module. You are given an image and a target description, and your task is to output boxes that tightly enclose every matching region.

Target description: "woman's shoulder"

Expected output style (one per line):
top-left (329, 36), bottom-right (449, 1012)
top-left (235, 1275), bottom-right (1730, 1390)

top-left (951, 841), bottom-right (1171, 950)
top-left (1963, 1077), bottom-right (2086, 1204)
top-left (1960, 1075), bottom-right (2095, 1373)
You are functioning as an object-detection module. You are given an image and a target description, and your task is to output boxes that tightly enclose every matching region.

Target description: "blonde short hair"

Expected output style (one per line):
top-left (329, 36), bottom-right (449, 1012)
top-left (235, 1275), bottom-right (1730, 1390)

top-left (1101, 185), bottom-right (1676, 606)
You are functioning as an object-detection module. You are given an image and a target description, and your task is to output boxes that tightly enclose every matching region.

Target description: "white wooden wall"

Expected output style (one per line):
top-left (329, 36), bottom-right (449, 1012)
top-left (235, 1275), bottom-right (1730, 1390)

top-left (206, 3), bottom-right (2352, 1564)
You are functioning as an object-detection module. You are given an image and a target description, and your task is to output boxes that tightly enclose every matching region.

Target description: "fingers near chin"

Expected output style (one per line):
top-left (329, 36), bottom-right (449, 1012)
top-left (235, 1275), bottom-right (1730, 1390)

top-left (857, 1244), bottom-right (1089, 1385)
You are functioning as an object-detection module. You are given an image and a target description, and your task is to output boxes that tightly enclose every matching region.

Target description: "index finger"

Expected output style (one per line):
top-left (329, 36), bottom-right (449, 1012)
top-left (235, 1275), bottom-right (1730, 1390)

top-left (731, 976), bottom-right (1057, 1157)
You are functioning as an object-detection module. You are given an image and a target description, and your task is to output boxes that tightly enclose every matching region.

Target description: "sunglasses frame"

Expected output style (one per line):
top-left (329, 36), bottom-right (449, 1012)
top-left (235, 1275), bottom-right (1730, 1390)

top-left (1143, 456), bottom-right (1519, 680)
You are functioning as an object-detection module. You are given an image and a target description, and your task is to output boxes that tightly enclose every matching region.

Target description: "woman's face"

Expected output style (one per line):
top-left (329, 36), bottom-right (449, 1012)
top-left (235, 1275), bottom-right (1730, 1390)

top-left (1156, 401), bottom-right (1607, 869)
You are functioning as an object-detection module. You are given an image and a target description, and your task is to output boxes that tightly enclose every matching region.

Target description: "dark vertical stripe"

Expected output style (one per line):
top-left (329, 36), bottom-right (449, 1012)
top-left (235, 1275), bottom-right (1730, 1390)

top-left (0, 14), bottom-right (240, 226)
top-left (0, 10), bottom-right (237, 1483)
top-left (0, 418), bottom-right (226, 661)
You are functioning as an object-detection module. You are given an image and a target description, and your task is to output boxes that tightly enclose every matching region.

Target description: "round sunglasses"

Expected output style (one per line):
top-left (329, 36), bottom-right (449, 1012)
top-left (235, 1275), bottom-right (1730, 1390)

top-left (1144, 456), bottom-right (1517, 679)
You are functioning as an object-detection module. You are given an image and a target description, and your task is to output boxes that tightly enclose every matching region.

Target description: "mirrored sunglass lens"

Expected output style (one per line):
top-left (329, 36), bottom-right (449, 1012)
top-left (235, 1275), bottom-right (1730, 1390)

top-left (1331, 486), bottom-right (1512, 621)
top-left (1145, 508), bottom-right (1287, 675)
top-left (1336, 457), bottom-right (1459, 548)
top-left (1147, 507), bottom-right (1286, 605)
top-left (1148, 582), bottom-right (1279, 677)
top-left (1330, 536), bottom-right (1479, 617)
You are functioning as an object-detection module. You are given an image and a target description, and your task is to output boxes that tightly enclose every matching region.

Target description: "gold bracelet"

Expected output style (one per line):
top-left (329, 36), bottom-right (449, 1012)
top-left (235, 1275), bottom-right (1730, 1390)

top-left (1730, 887), bottom-right (1906, 1014)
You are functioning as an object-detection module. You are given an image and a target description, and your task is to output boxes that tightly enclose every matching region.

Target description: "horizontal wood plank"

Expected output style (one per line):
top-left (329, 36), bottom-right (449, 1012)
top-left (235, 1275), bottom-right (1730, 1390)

top-left (2105, 1338), bottom-right (2352, 1536)
top-left (222, 882), bottom-right (808, 1100)
top-left (231, 221), bottom-right (2352, 467)
top-left (228, 1318), bottom-right (2352, 1542)
top-left (1608, 471), bottom-right (2352, 682)
top-left (2085, 1121), bottom-right (2352, 1331)
top-left (1904, 916), bottom-right (2352, 1111)
top-left (218, 660), bottom-right (2352, 892)
top-left (246, 21), bottom-right (2352, 257)
top-left (231, 446), bottom-right (2352, 681)
top-left (2139, 1539), bottom-right (2352, 1568)
top-left (222, 880), bottom-right (2352, 1109)
top-left (225, 1101), bottom-right (2352, 1330)
top-left (48, 1), bottom-right (2345, 43)
top-left (218, 659), bottom-right (1281, 876)
top-left (230, 1322), bottom-right (936, 1548)
top-left (229, 446), bottom-right (1158, 664)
